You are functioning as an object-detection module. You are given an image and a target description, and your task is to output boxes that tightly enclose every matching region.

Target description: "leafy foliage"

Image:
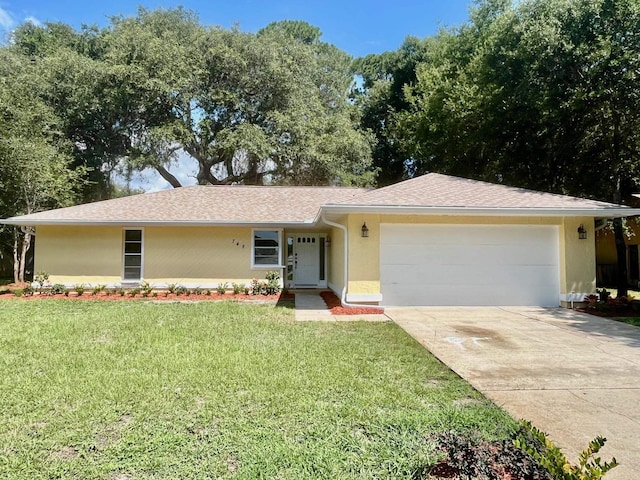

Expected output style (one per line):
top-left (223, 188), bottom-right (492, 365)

top-left (6, 9), bottom-right (374, 192)
top-left (513, 420), bottom-right (618, 480)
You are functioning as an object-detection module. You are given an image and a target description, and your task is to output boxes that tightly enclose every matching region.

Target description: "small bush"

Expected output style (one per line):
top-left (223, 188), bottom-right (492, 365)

top-left (265, 271), bottom-right (281, 295)
top-left (34, 271), bottom-right (50, 292)
top-left (117, 288), bottom-right (126, 297)
top-left (167, 283), bottom-right (177, 294)
top-left (174, 285), bottom-right (188, 296)
top-left (430, 430), bottom-right (551, 480)
top-left (74, 285), bottom-right (85, 296)
top-left (140, 280), bottom-right (153, 297)
top-left (513, 420), bottom-right (618, 480)
top-left (91, 285), bottom-right (106, 296)
top-left (13, 289), bottom-right (24, 297)
top-left (193, 287), bottom-right (203, 296)
top-left (204, 289), bottom-right (211, 296)
top-left (232, 283), bottom-right (246, 295)
top-left (50, 284), bottom-right (68, 295)
top-left (128, 287), bottom-right (141, 297)
top-left (216, 282), bottom-right (228, 295)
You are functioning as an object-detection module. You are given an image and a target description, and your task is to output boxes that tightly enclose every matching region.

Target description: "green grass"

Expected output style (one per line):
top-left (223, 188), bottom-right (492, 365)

top-left (610, 317), bottom-right (640, 327)
top-left (0, 299), bottom-right (515, 479)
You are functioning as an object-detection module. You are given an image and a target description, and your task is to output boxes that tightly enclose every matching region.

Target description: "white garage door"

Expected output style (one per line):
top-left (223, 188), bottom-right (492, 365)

top-left (380, 224), bottom-right (560, 307)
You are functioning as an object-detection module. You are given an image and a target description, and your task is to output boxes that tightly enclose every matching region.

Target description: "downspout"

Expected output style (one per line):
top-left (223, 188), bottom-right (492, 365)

top-left (320, 211), bottom-right (384, 311)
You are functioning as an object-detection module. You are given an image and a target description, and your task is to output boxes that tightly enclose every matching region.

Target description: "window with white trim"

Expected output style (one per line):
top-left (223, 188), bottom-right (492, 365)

top-left (123, 229), bottom-right (143, 280)
top-left (252, 229), bottom-right (282, 268)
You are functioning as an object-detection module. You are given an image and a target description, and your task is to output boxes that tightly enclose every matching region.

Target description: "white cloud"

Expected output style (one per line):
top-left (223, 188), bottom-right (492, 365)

top-left (24, 15), bottom-right (42, 27)
top-left (0, 6), bottom-right (14, 31)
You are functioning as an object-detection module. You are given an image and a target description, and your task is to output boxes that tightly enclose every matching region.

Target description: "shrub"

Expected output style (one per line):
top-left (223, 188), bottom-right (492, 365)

top-left (431, 430), bottom-right (551, 480)
top-left (13, 289), bottom-right (24, 297)
top-left (50, 284), bottom-right (68, 295)
top-left (204, 289), bottom-right (211, 296)
top-left (23, 284), bottom-right (34, 296)
top-left (250, 278), bottom-right (264, 295)
top-left (74, 284), bottom-right (85, 296)
top-left (128, 287), bottom-right (141, 297)
top-left (167, 283), bottom-right (177, 294)
top-left (513, 420), bottom-right (618, 480)
top-left (34, 271), bottom-right (50, 292)
top-left (265, 271), bottom-right (281, 295)
top-left (232, 283), bottom-right (246, 295)
top-left (140, 280), bottom-right (153, 297)
top-left (193, 287), bottom-right (203, 296)
top-left (117, 288), bottom-right (126, 297)
top-left (174, 285), bottom-right (189, 296)
top-left (91, 285), bottom-right (106, 296)
top-left (216, 282), bottom-right (228, 295)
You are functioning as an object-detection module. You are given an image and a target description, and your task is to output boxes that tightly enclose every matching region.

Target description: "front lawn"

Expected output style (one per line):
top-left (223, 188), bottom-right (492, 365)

top-left (0, 299), bottom-right (515, 479)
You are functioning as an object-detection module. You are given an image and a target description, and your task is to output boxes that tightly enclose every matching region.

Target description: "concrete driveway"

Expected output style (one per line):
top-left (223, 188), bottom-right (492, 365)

top-left (386, 307), bottom-right (640, 480)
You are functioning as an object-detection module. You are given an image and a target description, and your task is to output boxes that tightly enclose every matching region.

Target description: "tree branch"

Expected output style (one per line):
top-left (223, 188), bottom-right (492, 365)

top-left (155, 164), bottom-right (183, 188)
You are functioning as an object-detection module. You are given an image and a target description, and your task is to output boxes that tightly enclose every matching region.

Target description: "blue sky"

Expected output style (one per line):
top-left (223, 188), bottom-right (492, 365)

top-left (0, 0), bottom-right (473, 57)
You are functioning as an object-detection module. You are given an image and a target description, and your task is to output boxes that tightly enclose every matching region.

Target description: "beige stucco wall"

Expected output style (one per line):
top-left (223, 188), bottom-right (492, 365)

top-left (144, 226), bottom-right (262, 285)
top-left (559, 217), bottom-right (596, 298)
top-left (328, 225), bottom-right (345, 294)
top-left (346, 214), bottom-right (380, 295)
top-left (35, 226), bottom-right (123, 285)
top-left (341, 214), bottom-right (596, 305)
top-left (35, 225), bottom-right (277, 287)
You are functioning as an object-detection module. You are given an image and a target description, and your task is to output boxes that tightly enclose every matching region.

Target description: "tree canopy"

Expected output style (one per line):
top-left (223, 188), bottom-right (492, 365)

top-left (354, 0), bottom-right (640, 293)
top-left (5, 9), bottom-right (374, 194)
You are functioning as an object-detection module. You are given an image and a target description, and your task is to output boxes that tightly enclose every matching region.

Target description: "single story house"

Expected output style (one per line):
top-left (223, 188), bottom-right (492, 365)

top-left (3, 173), bottom-right (639, 307)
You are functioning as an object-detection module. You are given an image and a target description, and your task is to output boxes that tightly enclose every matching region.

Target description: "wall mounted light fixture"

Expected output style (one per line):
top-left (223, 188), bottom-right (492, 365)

top-left (577, 224), bottom-right (587, 240)
top-left (361, 222), bottom-right (369, 238)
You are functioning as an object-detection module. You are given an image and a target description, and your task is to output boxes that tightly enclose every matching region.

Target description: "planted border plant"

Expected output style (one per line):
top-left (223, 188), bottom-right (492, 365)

top-left (513, 420), bottom-right (618, 480)
top-left (251, 271), bottom-right (281, 296)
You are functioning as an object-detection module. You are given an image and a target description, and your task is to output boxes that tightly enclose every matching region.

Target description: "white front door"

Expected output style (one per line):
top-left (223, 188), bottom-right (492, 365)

top-left (291, 234), bottom-right (326, 287)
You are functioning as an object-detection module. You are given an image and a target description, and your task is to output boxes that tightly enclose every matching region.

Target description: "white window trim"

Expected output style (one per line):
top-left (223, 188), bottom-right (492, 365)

top-left (251, 228), bottom-right (283, 269)
top-left (122, 227), bottom-right (144, 282)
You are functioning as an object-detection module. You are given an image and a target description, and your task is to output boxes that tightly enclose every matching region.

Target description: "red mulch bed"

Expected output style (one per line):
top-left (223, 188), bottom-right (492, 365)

top-left (319, 290), bottom-right (384, 315)
top-left (0, 290), bottom-right (294, 303)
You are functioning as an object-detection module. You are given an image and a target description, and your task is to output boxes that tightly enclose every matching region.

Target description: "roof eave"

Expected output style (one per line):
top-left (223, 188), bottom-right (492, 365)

top-left (0, 219), bottom-right (317, 228)
top-left (321, 205), bottom-right (640, 218)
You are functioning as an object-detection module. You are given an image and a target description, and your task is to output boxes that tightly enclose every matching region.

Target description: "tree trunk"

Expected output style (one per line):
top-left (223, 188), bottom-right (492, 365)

top-left (19, 230), bottom-right (32, 283)
top-left (612, 167), bottom-right (628, 297)
top-left (12, 228), bottom-right (19, 284)
top-left (613, 217), bottom-right (628, 297)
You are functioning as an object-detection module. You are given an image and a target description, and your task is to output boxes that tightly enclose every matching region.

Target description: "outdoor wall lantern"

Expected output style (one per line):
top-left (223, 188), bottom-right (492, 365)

top-left (577, 224), bottom-right (587, 240)
top-left (361, 222), bottom-right (369, 238)
top-left (326, 236), bottom-right (331, 247)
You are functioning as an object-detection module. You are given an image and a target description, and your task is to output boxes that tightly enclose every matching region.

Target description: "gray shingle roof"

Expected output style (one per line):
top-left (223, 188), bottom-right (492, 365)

top-left (2, 173), bottom-right (636, 226)
top-left (333, 173), bottom-right (622, 209)
top-left (4, 185), bottom-right (369, 225)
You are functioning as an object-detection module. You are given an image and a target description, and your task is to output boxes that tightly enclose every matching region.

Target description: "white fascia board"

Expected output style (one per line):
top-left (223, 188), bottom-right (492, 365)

top-left (320, 205), bottom-right (640, 218)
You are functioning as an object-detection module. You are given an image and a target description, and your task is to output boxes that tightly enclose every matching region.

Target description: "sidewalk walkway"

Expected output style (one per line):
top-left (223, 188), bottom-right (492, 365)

top-left (294, 293), bottom-right (388, 322)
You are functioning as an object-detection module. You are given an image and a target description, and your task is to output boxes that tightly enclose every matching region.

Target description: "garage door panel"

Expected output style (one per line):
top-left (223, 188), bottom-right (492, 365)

top-left (380, 224), bottom-right (560, 307)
